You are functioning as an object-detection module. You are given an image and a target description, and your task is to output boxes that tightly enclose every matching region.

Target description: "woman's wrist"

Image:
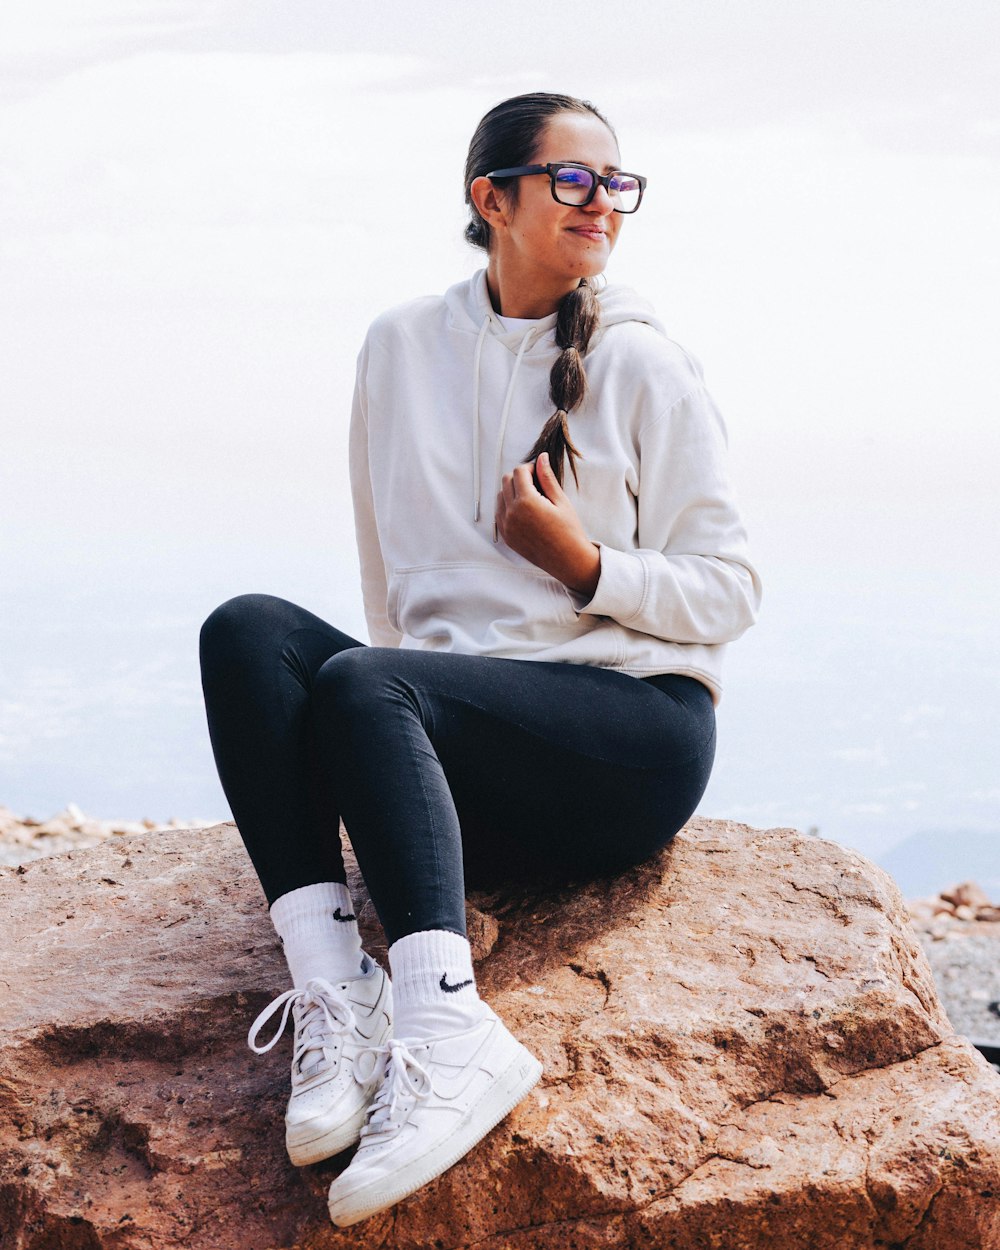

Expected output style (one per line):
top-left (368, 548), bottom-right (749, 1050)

top-left (561, 542), bottom-right (601, 599)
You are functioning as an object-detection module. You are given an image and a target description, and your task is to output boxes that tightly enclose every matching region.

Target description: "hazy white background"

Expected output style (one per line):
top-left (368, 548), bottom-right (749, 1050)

top-left (2, 0), bottom-right (998, 891)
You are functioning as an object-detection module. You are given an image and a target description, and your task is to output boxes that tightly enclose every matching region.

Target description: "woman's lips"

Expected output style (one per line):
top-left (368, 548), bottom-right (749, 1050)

top-left (569, 226), bottom-right (607, 241)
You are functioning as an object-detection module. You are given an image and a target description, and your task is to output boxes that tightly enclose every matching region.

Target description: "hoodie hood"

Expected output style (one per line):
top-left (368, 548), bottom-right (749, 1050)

top-left (445, 270), bottom-right (668, 524)
top-left (444, 268), bottom-right (667, 349)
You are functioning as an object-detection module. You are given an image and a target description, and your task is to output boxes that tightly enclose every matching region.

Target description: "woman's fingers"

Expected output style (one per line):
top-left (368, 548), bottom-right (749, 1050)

top-left (497, 456), bottom-right (579, 549)
top-left (511, 464), bottom-right (536, 499)
top-left (493, 455), bottom-right (597, 592)
top-left (497, 459), bottom-right (566, 524)
top-left (534, 452), bottom-right (565, 503)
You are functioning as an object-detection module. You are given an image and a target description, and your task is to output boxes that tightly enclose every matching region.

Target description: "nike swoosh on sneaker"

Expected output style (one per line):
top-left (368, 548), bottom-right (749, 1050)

top-left (439, 973), bottom-right (474, 994)
top-left (354, 1008), bottom-right (391, 1042)
top-left (416, 1017), bottom-right (509, 1101)
top-left (332, 907), bottom-right (356, 922)
top-left (348, 971), bottom-right (392, 1039)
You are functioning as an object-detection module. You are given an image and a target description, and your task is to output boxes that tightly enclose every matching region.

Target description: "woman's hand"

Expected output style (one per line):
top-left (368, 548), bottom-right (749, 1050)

top-left (495, 452), bottom-right (601, 598)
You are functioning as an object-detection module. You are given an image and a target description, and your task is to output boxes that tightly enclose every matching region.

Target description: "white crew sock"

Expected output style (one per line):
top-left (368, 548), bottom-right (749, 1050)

top-left (269, 882), bottom-right (365, 989)
top-left (388, 929), bottom-right (486, 1041)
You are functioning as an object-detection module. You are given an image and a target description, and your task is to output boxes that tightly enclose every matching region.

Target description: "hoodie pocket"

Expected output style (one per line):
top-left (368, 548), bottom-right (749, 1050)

top-left (387, 561), bottom-right (582, 653)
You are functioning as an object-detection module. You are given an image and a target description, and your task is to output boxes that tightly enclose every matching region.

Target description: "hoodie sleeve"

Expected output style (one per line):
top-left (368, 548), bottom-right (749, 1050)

top-left (577, 384), bottom-right (762, 644)
top-left (349, 341), bottom-right (403, 648)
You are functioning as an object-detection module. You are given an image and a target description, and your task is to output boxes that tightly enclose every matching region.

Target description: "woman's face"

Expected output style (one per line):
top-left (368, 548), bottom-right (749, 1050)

top-left (497, 111), bottom-right (625, 288)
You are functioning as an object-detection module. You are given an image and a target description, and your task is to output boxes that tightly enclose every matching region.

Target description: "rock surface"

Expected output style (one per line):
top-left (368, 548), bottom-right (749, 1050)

top-left (2, 819), bottom-right (999, 1250)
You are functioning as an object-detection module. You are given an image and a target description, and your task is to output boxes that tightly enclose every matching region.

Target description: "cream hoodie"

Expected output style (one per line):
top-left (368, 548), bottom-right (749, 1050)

top-left (349, 269), bottom-right (762, 703)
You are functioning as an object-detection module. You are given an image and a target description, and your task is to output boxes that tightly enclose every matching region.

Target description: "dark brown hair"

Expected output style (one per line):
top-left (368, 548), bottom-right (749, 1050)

top-left (464, 92), bottom-right (616, 487)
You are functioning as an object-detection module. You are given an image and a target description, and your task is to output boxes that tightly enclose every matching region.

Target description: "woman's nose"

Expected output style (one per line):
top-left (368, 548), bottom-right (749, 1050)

top-left (586, 182), bottom-right (615, 213)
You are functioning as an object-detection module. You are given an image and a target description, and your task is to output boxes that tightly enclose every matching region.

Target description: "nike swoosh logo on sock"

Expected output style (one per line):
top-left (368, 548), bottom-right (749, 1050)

top-left (439, 973), bottom-right (474, 994)
top-left (332, 907), bottom-right (356, 922)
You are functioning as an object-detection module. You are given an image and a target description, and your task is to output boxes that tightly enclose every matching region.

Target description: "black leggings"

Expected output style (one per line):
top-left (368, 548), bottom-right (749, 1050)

top-left (199, 594), bottom-right (716, 946)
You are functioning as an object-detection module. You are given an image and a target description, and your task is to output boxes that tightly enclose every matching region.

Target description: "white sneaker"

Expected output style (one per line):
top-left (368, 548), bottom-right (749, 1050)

top-left (326, 1005), bottom-right (542, 1227)
top-left (248, 956), bottom-right (393, 1165)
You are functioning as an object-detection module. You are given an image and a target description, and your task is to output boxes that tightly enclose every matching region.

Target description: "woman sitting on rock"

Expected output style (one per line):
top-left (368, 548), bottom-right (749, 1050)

top-left (199, 90), bottom-right (761, 1228)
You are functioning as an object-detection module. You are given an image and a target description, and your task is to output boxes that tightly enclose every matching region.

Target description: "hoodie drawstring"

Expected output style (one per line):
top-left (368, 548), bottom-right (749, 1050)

top-left (472, 314), bottom-right (538, 538)
top-left (471, 315), bottom-right (490, 524)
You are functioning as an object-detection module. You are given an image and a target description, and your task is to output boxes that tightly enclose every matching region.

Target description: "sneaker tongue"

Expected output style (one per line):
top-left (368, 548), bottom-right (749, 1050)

top-left (299, 1053), bottom-right (324, 1078)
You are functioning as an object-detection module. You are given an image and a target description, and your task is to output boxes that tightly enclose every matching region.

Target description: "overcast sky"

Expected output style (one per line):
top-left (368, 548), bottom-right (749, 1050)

top-left (2, 1), bottom-right (998, 856)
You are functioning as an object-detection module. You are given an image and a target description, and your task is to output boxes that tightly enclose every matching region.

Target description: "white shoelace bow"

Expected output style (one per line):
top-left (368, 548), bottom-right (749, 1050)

top-left (354, 1039), bottom-right (432, 1141)
top-left (247, 979), bottom-right (356, 1080)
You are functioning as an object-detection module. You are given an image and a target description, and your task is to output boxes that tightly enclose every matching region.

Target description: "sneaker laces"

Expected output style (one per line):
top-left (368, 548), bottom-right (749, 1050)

top-left (354, 1039), bottom-right (432, 1142)
top-left (248, 979), bottom-right (356, 1081)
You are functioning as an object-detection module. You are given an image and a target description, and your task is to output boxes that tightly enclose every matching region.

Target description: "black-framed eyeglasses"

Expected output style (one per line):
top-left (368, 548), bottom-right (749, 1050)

top-left (486, 162), bottom-right (647, 213)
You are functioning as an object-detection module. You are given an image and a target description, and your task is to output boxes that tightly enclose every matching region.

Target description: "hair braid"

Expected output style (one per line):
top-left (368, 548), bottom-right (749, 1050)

top-left (524, 280), bottom-right (601, 487)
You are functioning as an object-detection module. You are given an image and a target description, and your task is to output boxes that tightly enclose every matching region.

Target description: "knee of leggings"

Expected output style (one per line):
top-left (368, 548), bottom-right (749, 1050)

top-left (314, 647), bottom-right (409, 723)
top-left (199, 593), bottom-right (286, 663)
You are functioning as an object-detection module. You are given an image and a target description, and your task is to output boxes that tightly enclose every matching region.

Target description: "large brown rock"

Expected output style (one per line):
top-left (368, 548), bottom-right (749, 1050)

top-left (1, 819), bottom-right (998, 1250)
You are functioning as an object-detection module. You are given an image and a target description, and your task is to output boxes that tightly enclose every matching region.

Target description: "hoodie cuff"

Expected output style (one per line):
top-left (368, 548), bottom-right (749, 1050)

top-left (576, 544), bottom-right (647, 623)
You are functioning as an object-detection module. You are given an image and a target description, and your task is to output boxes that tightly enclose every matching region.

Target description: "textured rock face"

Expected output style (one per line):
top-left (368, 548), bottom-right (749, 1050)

top-left (1, 819), bottom-right (999, 1250)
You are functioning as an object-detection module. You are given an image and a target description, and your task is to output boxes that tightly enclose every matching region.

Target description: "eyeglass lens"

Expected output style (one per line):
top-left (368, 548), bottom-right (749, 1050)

top-left (552, 166), bottom-right (642, 212)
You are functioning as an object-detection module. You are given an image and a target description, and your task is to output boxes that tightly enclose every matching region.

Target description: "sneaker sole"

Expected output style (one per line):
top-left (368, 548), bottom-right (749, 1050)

top-left (327, 1048), bottom-right (542, 1227)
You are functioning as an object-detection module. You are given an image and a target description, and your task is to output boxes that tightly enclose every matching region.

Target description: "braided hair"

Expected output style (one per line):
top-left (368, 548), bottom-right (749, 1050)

top-left (464, 92), bottom-right (615, 487)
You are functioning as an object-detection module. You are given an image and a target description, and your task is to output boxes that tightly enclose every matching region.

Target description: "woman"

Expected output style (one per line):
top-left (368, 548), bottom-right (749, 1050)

top-left (200, 91), bottom-right (761, 1228)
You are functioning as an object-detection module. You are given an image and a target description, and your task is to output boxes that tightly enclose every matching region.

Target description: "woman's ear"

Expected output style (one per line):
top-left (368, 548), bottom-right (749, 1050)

top-left (469, 175), bottom-right (511, 234)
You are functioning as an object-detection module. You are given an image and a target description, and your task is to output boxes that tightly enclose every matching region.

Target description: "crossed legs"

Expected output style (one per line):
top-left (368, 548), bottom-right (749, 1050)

top-left (199, 592), bottom-right (716, 1223)
top-left (200, 592), bottom-right (716, 938)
